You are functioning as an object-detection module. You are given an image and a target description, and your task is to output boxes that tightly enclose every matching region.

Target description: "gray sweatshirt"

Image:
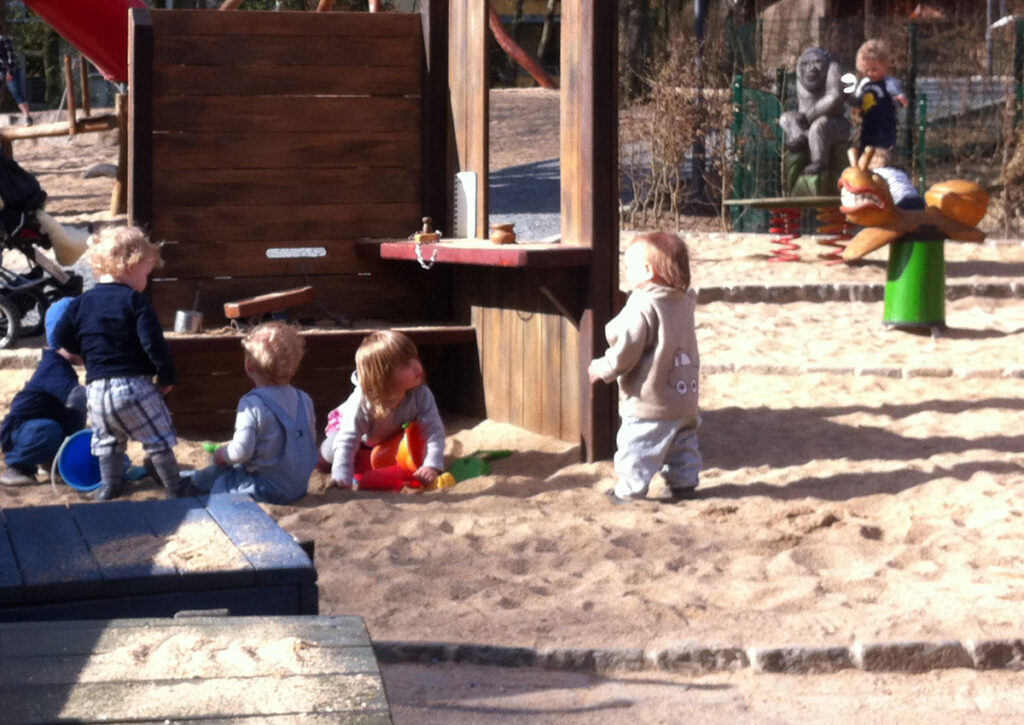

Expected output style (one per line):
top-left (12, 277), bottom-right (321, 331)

top-left (590, 283), bottom-right (700, 422)
top-left (323, 373), bottom-right (446, 485)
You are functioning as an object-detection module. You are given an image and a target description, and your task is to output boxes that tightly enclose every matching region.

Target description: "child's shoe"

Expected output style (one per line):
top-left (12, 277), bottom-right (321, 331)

top-left (0, 466), bottom-right (37, 486)
top-left (143, 456), bottom-right (194, 498)
top-left (92, 479), bottom-right (123, 501)
top-left (605, 488), bottom-right (644, 505)
top-left (666, 486), bottom-right (700, 503)
top-left (169, 471), bottom-right (201, 499)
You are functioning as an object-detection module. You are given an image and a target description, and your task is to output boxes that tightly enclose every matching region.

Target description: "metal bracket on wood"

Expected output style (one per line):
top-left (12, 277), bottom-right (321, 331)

top-left (538, 284), bottom-right (583, 328)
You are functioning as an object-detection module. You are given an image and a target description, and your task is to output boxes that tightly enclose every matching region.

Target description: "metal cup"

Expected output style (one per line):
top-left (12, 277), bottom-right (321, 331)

top-left (174, 309), bottom-right (203, 333)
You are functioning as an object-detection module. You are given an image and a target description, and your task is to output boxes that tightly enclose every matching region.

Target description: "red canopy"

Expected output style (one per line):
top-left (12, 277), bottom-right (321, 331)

top-left (25, 0), bottom-right (147, 82)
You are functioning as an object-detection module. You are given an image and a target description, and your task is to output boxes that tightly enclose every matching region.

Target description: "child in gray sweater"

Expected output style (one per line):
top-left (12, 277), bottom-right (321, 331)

top-left (589, 231), bottom-right (701, 504)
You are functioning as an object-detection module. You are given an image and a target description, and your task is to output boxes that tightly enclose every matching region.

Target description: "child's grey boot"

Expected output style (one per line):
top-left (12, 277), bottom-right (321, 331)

top-left (145, 450), bottom-right (187, 499)
top-left (93, 453), bottom-right (125, 501)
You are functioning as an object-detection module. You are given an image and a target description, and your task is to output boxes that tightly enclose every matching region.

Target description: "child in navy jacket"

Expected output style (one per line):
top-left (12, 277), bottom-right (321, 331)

top-left (0, 297), bottom-right (85, 486)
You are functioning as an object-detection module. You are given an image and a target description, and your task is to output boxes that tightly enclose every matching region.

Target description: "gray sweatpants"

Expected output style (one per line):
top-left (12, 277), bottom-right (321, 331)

top-left (613, 416), bottom-right (702, 498)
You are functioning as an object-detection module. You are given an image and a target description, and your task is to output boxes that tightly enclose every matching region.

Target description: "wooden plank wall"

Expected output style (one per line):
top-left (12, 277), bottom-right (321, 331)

top-left (455, 268), bottom-right (582, 443)
top-left (130, 9), bottom-right (438, 329)
top-left (168, 329), bottom-right (481, 438)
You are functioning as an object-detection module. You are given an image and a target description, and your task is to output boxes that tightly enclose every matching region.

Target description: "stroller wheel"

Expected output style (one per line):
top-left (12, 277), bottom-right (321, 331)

top-left (0, 296), bottom-right (20, 349)
top-left (6, 287), bottom-right (45, 339)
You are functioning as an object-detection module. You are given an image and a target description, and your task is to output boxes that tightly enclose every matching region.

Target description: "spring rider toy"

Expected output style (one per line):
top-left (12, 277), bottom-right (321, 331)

top-left (838, 146), bottom-right (988, 333)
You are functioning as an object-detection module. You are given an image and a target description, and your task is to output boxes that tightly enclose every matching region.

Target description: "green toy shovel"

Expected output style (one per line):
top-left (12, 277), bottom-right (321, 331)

top-left (448, 449), bottom-right (513, 482)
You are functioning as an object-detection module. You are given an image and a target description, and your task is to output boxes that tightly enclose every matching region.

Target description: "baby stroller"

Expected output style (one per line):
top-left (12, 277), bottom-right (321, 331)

top-left (0, 154), bottom-right (84, 349)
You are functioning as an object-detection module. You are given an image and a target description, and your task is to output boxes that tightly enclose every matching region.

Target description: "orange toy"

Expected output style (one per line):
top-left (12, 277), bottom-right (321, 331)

top-left (358, 423), bottom-right (428, 491)
top-left (368, 422), bottom-right (425, 473)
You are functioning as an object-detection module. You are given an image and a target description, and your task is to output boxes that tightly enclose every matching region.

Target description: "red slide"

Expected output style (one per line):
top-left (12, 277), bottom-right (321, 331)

top-left (24, 0), bottom-right (147, 82)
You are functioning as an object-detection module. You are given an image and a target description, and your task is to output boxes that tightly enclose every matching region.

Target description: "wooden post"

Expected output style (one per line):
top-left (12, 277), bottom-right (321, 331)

top-left (79, 56), bottom-right (91, 118)
top-left (110, 92), bottom-right (127, 215)
top-left (128, 8), bottom-right (153, 230)
top-left (421, 0), bottom-right (450, 234)
top-left (561, 0), bottom-right (618, 461)
top-left (63, 55), bottom-right (78, 134)
top-left (448, 0), bottom-right (488, 238)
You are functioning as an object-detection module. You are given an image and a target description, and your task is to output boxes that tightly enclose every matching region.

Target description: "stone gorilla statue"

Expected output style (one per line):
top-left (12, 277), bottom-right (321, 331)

top-left (779, 47), bottom-right (850, 176)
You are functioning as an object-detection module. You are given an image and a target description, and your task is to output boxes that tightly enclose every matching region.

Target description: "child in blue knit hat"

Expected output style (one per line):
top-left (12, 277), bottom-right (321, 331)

top-left (0, 296), bottom-right (86, 486)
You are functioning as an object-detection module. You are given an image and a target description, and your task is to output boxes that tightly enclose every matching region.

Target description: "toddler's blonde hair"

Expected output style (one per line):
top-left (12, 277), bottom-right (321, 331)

top-left (242, 321), bottom-right (305, 386)
top-left (356, 330), bottom-right (420, 418)
top-left (866, 146), bottom-right (893, 170)
top-left (856, 39), bottom-right (890, 68)
top-left (86, 225), bottom-right (164, 278)
top-left (629, 231), bottom-right (691, 291)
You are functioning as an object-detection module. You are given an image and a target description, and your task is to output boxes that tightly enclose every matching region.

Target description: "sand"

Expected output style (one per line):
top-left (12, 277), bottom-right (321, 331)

top-left (3, 89), bottom-right (1024, 721)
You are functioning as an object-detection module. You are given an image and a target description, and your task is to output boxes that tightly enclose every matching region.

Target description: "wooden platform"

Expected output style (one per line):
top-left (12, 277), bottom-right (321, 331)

top-left (0, 614), bottom-right (391, 723)
top-left (0, 496), bottom-right (317, 621)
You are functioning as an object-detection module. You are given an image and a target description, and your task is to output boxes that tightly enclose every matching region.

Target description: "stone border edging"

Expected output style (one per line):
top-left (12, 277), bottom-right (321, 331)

top-left (373, 638), bottom-right (1024, 675)
top-left (0, 349), bottom-right (42, 370)
top-left (696, 281), bottom-right (1024, 304)
top-left (703, 363), bottom-right (1024, 379)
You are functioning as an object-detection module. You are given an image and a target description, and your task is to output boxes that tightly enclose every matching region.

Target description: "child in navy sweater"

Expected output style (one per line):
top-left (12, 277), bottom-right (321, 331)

top-left (850, 39), bottom-right (908, 153)
top-left (0, 297), bottom-right (85, 486)
top-left (53, 225), bottom-right (184, 500)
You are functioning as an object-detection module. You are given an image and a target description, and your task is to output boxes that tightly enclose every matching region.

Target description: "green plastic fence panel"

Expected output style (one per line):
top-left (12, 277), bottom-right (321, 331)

top-left (730, 77), bottom-right (783, 232)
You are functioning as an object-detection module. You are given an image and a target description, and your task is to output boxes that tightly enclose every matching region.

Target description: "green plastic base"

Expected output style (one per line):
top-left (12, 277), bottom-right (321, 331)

top-left (790, 174), bottom-right (821, 197)
top-left (882, 239), bottom-right (945, 326)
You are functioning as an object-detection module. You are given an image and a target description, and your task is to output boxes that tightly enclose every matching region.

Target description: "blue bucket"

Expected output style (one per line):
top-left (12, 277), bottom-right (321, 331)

top-left (56, 429), bottom-right (102, 492)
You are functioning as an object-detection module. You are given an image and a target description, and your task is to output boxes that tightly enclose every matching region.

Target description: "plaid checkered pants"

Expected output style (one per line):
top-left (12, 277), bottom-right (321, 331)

top-left (86, 376), bottom-right (177, 457)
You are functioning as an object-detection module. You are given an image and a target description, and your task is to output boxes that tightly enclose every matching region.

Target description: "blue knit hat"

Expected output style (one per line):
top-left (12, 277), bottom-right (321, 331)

top-left (45, 296), bottom-right (75, 349)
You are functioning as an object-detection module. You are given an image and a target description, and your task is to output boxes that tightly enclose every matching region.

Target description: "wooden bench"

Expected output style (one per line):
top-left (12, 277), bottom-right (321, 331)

top-left (0, 495), bottom-right (317, 621)
top-left (0, 614), bottom-right (391, 723)
top-left (223, 285), bottom-right (317, 322)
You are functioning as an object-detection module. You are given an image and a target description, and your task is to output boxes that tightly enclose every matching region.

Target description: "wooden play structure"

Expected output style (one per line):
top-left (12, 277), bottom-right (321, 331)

top-left (0, 0), bottom-right (144, 211)
top-left (127, 2), bottom-right (618, 460)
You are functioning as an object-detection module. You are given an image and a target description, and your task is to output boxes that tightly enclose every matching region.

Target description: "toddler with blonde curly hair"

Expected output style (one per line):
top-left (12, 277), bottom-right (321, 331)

top-left (189, 321), bottom-right (317, 504)
top-left (52, 224), bottom-right (184, 500)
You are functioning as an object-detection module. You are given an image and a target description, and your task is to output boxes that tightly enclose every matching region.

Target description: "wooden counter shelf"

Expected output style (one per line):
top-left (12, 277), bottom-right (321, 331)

top-left (354, 238), bottom-right (592, 268)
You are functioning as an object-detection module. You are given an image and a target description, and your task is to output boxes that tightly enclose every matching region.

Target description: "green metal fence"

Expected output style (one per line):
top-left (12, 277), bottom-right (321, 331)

top-left (728, 16), bottom-right (1024, 232)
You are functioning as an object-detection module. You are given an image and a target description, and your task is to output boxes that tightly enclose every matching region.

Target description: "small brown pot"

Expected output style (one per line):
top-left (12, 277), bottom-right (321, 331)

top-left (489, 222), bottom-right (516, 245)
